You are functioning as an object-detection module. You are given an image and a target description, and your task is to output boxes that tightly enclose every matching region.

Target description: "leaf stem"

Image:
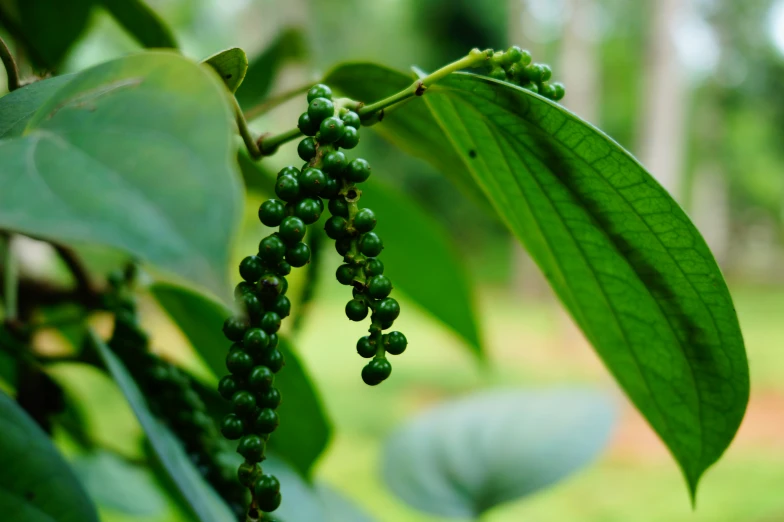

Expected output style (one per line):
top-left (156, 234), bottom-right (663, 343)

top-left (2, 233), bottom-right (18, 321)
top-left (0, 35), bottom-right (20, 91)
top-left (257, 126), bottom-right (303, 156)
top-left (356, 48), bottom-right (491, 119)
top-left (234, 96), bottom-right (262, 158)
top-left (52, 243), bottom-right (100, 307)
top-left (244, 82), bottom-right (311, 121)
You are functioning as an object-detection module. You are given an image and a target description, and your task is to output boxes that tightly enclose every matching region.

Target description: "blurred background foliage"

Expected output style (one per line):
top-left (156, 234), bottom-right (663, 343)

top-left (2, 0), bottom-right (783, 520)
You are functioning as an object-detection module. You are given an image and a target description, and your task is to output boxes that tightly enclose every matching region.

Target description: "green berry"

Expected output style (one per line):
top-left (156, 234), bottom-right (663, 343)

top-left (540, 64), bottom-right (552, 82)
top-left (278, 216), bottom-right (306, 244)
top-left (226, 348), bottom-right (254, 376)
top-left (335, 237), bottom-right (352, 256)
top-left (270, 295), bottom-right (291, 318)
top-left (234, 282), bottom-right (254, 300)
top-left (258, 199), bottom-right (286, 227)
top-left (237, 292), bottom-right (262, 319)
top-left (354, 208), bottom-right (376, 232)
top-left (336, 264), bottom-right (355, 285)
top-left (298, 112), bottom-right (317, 136)
top-left (375, 297), bottom-right (400, 323)
top-left (338, 126), bottom-right (359, 149)
top-left (346, 158), bottom-right (371, 182)
top-left (307, 84), bottom-right (332, 102)
top-left (254, 408), bottom-right (279, 433)
top-left (328, 198), bottom-right (349, 217)
top-left (278, 166), bottom-right (299, 179)
top-left (218, 375), bottom-right (239, 400)
top-left (222, 316), bottom-right (248, 341)
top-left (325, 216), bottom-right (348, 239)
top-left (239, 255), bottom-right (264, 282)
top-left (258, 387), bottom-right (281, 409)
top-left (319, 116), bottom-right (345, 144)
top-left (220, 414), bottom-right (245, 440)
top-left (276, 261), bottom-right (292, 276)
top-left (308, 97), bottom-right (334, 124)
top-left (255, 473), bottom-right (281, 498)
top-left (257, 274), bottom-right (285, 298)
top-left (285, 242), bottom-right (311, 267)
top-left (261, 349), bottom-right (284, 373)
top-left (489, 67), bottom-right (506, 81)
top-left (294, 198), bottom-right (322, 224)
top-left (367, 275), bottom-right (392, 298)
top-left (238, 462), bottom-right (260, 487)
top-left (528, 64), bottom-right (546, 83)
top-left (258, 235), bottom-right (287, 263)
top-left (361, 358), bottom-right (392, 386)
top-left (384, 331), bottom-right (407, 355)
top-left (299, 168), bottom-right (327, 196)
top-left (258, 492), bottom-right (282, 513)
top-left (243, 328), bottom-right (269, 353)
top-left (248, 365), bottom-right (274, 391)
top-left (345, 299), bottom-right (369, 321)
top-left (297, 137), bottom-right (318, 161)
top-left (321, 177), bottom-right (340, 199)
top-left (359, 232), bottom-right (383, 257)
top-left (260, 311), bottom-right (281, 334)
top-left (237, 435), bottom-right (265, 462)
top-left (520, 49), bottom-right (532, 66)
top-left (552, 82), bottom-right (565, 101)
top-left (524, 82), bottom-right (539, 94)
top-left (356, 336), bottom-right (377, 358)
top-left (268, 333), bottom-right (279, 349)
top-left (323, 151), bottom-right (346, 174)
top-left (275, 174), bottom-right (300, 201)
top-left (539, 82), bottom-right (556, 99)
top-left (365, 258), bottom-right (384, 276)
top-left (231, 390), bottom-right (256, 415)
top-left (504, 46), bottom-right (523, 64)
top-left (342, 111), bottom-right (361, 129)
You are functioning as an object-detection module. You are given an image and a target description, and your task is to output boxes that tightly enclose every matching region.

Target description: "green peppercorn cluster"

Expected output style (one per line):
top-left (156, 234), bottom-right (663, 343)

top-left (295, 84), bottom-right (408, 386)
top-left (484, 46), bottom-right (565, 101)
top-left (104, 273), bottom-right (248, 520)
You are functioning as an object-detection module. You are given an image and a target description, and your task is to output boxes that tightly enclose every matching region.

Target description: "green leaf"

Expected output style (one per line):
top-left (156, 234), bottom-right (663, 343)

top-left (0, 75), bottom-right (74, 138)
top-left (87, 331), bottom-right (235, 522)
top-left (6, 0), bottom-right (94, 68)
top-left (0, 52), bottom-right (242, 298)
top-left (0, 389), bottom-right (100, 522)
top-left (361, 178), bottom-right (483, 358)
top-left (235, 28), bottom-right (307, 110)
top-left (264, 457), bottom-right (328, 522)
top-left (382, 389), bottom-right (616, 518)
top-left (315, 484), bottom-right (375, 522)
top-left (422, 73), bottom-right (749, 495)
top-left (71, 450), bottom-right (167, 516)
top-left (203, 47), bottom-right (248, 93)
top-left (99, 0), bottom-right (178, 49)
top-left (323, 62), bottom-right (486, 206)
top-left (150, 282), bottom-right (332, 478)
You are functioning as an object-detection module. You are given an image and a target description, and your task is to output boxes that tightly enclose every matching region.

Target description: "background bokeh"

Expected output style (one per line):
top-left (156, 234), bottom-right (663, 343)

top-left (7, 0), bottom-right (784, 520)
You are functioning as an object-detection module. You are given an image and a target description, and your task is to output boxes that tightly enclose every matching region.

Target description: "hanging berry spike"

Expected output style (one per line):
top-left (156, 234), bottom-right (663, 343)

top-left (297, 83), bottom-right (408, 387)
top-left (485, 46), bottom-right (566, 102)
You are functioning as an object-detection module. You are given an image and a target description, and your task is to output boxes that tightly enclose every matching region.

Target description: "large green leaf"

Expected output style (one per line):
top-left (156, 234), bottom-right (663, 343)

top-left (87, 331), bottom-right (235, 522)
top-left (315, 484), bottom-right (375, 522)
top-left (0, 75), bottom-right (74, 138)
top-left (99, 0), bottom-right (178, 49)
top-left (150, 282), bottom-right (331, 478)
top-left (422, 73), bottom-right (749, 495)
top-left (0, 389), bottom-right (99, 522)
top-left (323, 62), bottom-right (486, 207)
top-left (236, 28), bottom-right (307, 111)
top-left (360, 178), bottom-right (483, 358)
top-left (382, 389), bottom-right (616, 518)
top-left (203, 47), bottom-right (248, 93)
top-left (0, 52), bottom-right (241, 298)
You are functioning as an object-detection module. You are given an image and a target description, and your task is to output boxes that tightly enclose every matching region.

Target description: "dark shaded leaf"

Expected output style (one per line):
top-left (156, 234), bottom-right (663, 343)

top-left (382, 389), bottom-right (616, 517)
top-left (99, 0), bottom-right (178, 49)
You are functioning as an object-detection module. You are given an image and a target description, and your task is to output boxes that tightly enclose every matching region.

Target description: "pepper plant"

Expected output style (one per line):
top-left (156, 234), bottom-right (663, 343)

top-left (0, 4), bottom-right (748, 522)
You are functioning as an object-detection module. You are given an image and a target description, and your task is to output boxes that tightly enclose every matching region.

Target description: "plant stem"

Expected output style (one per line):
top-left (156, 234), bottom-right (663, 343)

top-left (244, 82), bottom-right (311, 121)
top-left (2, 234), bottom-right (18, 321)
top-left (234, 96), bottom-right (262, 158)
top-left (257, 127), bottom-right (303, 156)
top-left (0, 35), bottom-right (20, 91)
top-left (53, 244), bottom-right (99, 306)
top-left (356, 48), bottom-right (491, 118)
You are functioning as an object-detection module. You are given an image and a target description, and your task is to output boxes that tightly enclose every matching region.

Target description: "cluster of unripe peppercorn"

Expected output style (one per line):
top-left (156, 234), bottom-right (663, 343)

top-left (296, 84), bottom-right (409, 386)
top-left (103, 272), bottom-right (248, 519)
top-left (485, 46), bottom-right (565, 101)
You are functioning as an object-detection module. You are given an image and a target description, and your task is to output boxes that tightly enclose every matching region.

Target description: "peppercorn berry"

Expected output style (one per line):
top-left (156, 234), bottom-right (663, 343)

top-left (221, 414), bottom-right (245, 440)
top-left (258, 199), bottom-right (286, 227)
top-left (375, 298), bottom-right (400, 323)
top-left (346, 299), bottom-right (369, 321)
top-left (278, 216), bottom-right (306, 244)
top-left (354, 208), bottom-right (377, 232)
top-left (361, 358), bottom-right (392, 386)
top-left (297, 137), bottom-right (317, 161)
top-left (294, 198), bottom-right (322, 224)
top-left (365, 258), bottom-right (384, 276)
top-left (319, 116), bottom-right (344, 143)
top-left (359, 232), bottom-right (384, 257)
top-left (298, 112), bottom-right (317, 136)
top-left (384, 331), bottom-right (407, 355)
top-left (328, 198), bottom-right (348, 217)
top-left (237, 435), bottom-right (266, 462)
top-left (218, 375), bottom-right (239, 400)
top-left (323, 151), bottom-right (346, 174)
top-left (254, 408), bottom-right (279, 433)
top-left (226, 348), bottom-right (254, 376)
top-left (307, 83), bottom-right (332, 102)
top-left (357, 336), bottom-right (377, 358)
top-left (285, 242), bottom-right (311, 267)
top-left (299, 168), bottom-right (326, 196)
top-left (368, 275), bottom-right (392, 298)
top-left (231, 390), bottom-right (256, 415)
top-left (260, 312), bottom-right (281, 334)
top-left (341, 110), bottom-right (361, 129)
top-left (338, 126), bottom-right (359, 149)
top-left (275, 174), bottom-right (300, 201)
top-left (325, 216), bottom-right (348, 239)
top-left (223, 316), bottom-right (248, 341)
top-left (261, 349), bottom-right (285, 373)
top-left (346, 158), bottom-right (371, 182)
top-left (258, 387), bottom-right (281, 409)
top-left (308, 97), bottom-right (334, 124)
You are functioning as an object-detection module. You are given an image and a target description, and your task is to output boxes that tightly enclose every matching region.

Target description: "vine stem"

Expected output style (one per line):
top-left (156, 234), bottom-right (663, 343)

top-left (244, 82), bottom-right (311, 121)
top-left (234, 96), bottom-right (262, 158)
top-left (241, 48), bottom-right (492, 157)
top-left (0, 35), bottom-right (20, 91)
top-left (2, 233), bottom-right (18, 321)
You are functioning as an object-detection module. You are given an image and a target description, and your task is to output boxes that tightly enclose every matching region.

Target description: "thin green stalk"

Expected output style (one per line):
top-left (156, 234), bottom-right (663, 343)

top-left (234, 96), bottom-right (262, 158)
top-left (3, 234), bottom-right (17, 321)
top-left (257, 126), bottom-right (303, 156)
top-left (244, 82), bottom-right (311, 121)
top-left (356, 48), bottom-right (491, 118)
top-left (0, 35), bottom-right (19, 91)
